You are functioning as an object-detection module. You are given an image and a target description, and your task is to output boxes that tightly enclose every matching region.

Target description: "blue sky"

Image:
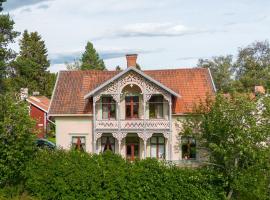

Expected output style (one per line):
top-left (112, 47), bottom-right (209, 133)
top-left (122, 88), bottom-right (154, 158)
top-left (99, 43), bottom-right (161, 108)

top-left (3, 0), bottom-right (270, 72)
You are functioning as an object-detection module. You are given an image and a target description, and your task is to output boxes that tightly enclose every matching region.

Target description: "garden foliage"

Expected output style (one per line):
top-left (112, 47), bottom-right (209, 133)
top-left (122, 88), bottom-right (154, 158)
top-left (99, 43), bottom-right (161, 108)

top-left (24, 150), bottom-right (225, 200)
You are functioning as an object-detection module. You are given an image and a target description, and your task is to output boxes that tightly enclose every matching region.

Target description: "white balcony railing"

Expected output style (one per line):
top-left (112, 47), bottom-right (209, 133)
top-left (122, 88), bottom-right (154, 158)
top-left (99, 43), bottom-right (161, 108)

top-left (95, 119), bottom-right (170, 130)
top-left (96, 120), bottom-right (118, 129)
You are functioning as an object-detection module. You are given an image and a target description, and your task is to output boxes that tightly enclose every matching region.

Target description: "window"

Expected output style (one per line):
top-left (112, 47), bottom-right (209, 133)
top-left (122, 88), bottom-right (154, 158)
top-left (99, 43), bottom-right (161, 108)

top-left (125, 96), bottom-right (139, 119)
top-left (181, 136), bottom-right (196, 160)
top-left (149, 96), bottom-right (163, 119)
top-left (72, 136), bottom-right (86, 151)
top-left (150, 136), bottom-right (165, 159)
top-left (102, 97), bottom-right (116, 119)
top-left (101, 136), bottom-right (115, 153)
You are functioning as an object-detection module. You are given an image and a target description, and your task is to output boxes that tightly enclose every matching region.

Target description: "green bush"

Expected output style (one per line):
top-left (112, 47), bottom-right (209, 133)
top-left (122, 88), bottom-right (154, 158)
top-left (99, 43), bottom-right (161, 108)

top-left (0, 95), bottom-right (37, 186)
top-left (24, 150), bottom-right (225, 200)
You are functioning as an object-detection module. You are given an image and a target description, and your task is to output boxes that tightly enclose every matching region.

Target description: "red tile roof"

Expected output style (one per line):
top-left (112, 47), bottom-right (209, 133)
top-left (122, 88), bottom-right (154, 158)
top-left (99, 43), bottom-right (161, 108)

top-left (27, 96), bottom-right (50, 113)
top-left (49, 68), bottom-right (215, 115)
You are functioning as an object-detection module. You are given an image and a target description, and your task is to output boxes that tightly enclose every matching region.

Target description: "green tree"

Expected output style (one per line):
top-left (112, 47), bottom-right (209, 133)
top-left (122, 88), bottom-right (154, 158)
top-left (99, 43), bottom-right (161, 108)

top-left (0, 94), bottom-right (37, 186)
top-left (65, 59), bottom-right (81, 70)
top-left (81, 42), bottom-right (106, 70)
top-left (198, 55), bottom-right (233, 92)
top-left (115, 65), bottom-right (121, 71)
top-left (234, 40), bottom-right (270, 92)
top-left (0, 0), bottom-right (19, 93)
top-left (12, 30), bottom-right (51, 96)
top-left (181, 94), bottom-right (270, 199)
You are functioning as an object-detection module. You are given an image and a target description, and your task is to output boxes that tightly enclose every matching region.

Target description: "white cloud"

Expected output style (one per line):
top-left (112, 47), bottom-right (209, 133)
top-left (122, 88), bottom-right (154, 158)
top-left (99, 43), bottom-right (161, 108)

top-left (3, 0), bottom-right (52, 11)
top-left (49, 47), bottom-right (162, 64)
top-left (94, 22), bottom-right (214, 39)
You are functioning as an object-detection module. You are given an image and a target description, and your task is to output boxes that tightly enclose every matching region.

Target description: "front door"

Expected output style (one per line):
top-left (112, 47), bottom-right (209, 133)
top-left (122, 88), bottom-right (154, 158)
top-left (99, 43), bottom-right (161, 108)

top-left (126, 143), bottom-right (139, 161)
top-left (126, 136), bottom-right (140, 161)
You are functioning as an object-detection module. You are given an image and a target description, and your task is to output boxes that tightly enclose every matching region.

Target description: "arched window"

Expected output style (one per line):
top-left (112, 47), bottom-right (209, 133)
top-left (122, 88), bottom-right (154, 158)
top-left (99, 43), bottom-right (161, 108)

top-left (181, 136), bottom-right (196, 160)
top-left (101, 136), bottom-right (115, 153)
top-left (122, 84), bottom-right (142, 119)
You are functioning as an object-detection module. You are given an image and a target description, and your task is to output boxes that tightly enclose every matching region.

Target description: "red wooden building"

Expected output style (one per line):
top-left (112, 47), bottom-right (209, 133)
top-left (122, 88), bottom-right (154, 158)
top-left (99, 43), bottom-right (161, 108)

top-left (26, 96), bottom-right (50, 138)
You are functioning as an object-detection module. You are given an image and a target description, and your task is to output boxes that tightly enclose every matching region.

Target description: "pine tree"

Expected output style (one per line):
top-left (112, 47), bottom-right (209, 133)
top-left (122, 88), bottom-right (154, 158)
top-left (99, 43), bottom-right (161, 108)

top-left (0, 0), bottom-right (19, 94)
top-left (115, 65), bottom-right (122, 71)
top-left (81, 42), bottom-right (106, 70)
top-left (12, 30), bottom-right (51, 96)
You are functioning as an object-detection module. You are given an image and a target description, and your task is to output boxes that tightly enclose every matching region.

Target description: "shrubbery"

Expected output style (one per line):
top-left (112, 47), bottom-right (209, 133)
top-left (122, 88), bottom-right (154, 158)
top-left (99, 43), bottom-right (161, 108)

top-left (24, 150), bottom-right (225, 200)
top-left (0, 95), bottom-right (37, 186)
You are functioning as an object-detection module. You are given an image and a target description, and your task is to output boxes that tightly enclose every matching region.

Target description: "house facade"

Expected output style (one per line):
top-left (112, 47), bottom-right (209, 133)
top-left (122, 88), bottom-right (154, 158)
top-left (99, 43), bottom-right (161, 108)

top-left (27, 96), bottom-right (50, 138)
top-left (49, 54), bottom-right (216, 162)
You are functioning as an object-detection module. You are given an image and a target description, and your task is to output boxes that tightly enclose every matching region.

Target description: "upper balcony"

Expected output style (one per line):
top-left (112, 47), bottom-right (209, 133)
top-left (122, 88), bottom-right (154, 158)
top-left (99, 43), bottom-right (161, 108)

top-left (94, 85), bottom-right (171, 131)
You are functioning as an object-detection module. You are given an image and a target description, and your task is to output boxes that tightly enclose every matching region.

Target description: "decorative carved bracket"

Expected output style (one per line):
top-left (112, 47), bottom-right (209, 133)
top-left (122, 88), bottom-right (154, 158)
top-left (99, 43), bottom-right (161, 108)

top-left (94, 132), bottom-right (103, 142)
top-left (112, 132), bottom-right (127, 143)
top-left (162, 132), bottom-right (170, 139)
top-left (137, 132), bottom-right (153, 144)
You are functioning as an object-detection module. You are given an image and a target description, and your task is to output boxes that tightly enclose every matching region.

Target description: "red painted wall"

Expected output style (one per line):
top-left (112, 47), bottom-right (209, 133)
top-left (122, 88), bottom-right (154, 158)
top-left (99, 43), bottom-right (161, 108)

top-left (30, 105), bottom-right (47, 138)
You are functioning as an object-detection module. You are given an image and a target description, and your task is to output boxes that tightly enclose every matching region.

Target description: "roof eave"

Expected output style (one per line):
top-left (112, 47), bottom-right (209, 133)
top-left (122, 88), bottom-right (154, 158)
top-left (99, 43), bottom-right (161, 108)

top-left (26, 99), bottom-right (49, 113)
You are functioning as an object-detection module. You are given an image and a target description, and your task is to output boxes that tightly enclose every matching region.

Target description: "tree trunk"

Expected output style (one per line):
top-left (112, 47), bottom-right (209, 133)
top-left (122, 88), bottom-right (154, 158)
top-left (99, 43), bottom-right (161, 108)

top-left (227, 189), bottom-right (233, 199)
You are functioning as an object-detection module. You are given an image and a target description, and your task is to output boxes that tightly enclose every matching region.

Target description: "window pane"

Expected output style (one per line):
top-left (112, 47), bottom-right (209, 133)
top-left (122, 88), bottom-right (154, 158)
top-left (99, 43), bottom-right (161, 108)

top-left (127, 145), bottom-right (131, 155)
top-left (149, 103), bottom-right (155, 118)
top-left (190, 146), bottom-right (196, 159)
top-left (151, 144), bottom-right (157, 158)
top-left (101, 137), bottom-right (107, 144)
top-left (101, 136), bottom-right (115, 153)
top-left (126, 105), bottom-right (131, 118)
top-left (156, 104), bottom-right (163, 118)
top-left (181, 136), bottom-right (196, 160)
top-left (80, 137), bottom-right (86, 143)
top-left (158, 137), bottom-right (165, 144)
top-left (109, 137), bottom-right (114, 143)
top-left (72, 137), bottom-right (77, 143)
top-left (102, 97), bottom-right (109, 119)
top-left (133, 104), bottom-right (139, 118)
top-left (133, 96), bottom-right (139, 102)
top-left (110, 104), bottom-right (116, 118)
top-left (158, 145), bottom-right (165, 159)
top-left (151, 137), bottom-right (157, 144)
top-left (125, 96), bottom-right (131, 103)
top-left (72, 136), bottom-right (86, 152)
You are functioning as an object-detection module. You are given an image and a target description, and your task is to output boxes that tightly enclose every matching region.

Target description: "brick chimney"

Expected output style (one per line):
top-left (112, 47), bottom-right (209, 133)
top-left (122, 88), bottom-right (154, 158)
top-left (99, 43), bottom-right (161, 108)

top-left (126, 54), bottom-right (137, 68)
top-left (254, 85), bottom-right (265, 95)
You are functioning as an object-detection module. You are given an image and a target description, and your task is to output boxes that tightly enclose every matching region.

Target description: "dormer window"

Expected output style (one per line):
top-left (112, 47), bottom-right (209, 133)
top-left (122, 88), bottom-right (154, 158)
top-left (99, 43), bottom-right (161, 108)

top-left (102, 97), bottom-right (116, 120)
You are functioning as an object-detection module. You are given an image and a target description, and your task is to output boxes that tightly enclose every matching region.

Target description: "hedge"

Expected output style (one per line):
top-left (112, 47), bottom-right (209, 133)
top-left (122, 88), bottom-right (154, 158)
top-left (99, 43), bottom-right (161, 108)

top-left (24, 150), bottom-right (225, 200)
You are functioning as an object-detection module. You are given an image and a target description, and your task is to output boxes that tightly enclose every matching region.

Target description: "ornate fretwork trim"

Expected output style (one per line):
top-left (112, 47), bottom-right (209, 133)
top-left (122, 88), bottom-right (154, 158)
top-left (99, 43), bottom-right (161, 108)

top-left (93, 71), bottom-right (172, 103)
top-left (94, 132), bottom-right (103, 142)
top-left (112, 132), bottom-right (128, 143)
top-left (137, 132), bottom-right (153, 144)
top-left (162, 132), bottom-right (170, 139)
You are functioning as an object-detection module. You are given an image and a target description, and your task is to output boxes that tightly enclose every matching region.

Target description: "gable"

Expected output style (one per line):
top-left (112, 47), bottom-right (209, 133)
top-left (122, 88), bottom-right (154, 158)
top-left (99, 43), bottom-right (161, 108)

top-left (84, 67), bottom-right (180, 99)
